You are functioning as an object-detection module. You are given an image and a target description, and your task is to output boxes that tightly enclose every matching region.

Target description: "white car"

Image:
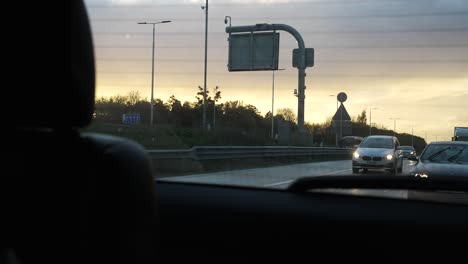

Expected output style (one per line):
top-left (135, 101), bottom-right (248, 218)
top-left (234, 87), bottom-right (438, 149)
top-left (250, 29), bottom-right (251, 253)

top-left (352, 135), bottom-right (404, 174)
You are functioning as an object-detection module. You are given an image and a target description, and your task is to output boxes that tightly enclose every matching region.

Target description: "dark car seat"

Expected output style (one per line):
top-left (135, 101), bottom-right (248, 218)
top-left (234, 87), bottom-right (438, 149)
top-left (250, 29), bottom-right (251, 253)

top-left (6, 1), bottom-right (159, 263)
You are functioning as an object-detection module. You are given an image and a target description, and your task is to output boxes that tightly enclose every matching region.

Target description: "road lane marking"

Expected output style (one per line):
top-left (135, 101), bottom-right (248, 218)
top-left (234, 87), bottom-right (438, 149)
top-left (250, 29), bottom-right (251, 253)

top-left (263, 180), bottom-right (295, 187)
top-left (318, 169), bottom-right (352, 176)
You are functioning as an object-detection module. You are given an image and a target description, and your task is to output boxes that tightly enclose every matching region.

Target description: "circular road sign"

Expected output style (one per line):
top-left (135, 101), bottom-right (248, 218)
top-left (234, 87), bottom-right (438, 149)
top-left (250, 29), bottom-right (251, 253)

top-left (337, 92), bottom-right (347, 103)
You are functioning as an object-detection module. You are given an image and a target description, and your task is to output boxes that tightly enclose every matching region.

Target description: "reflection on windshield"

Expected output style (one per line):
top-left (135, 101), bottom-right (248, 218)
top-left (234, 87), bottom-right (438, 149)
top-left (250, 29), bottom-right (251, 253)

top-left (421, 145), bottom-right (468, 164)
top-left (359, 138), bottom-right (393, 149)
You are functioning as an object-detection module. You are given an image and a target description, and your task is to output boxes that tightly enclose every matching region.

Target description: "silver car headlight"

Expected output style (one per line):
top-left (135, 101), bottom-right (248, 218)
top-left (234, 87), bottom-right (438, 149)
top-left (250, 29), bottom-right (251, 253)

top-left (353, 152), bottom-right (360, 159)
top-left (386, 154), bottom-right (393, 160)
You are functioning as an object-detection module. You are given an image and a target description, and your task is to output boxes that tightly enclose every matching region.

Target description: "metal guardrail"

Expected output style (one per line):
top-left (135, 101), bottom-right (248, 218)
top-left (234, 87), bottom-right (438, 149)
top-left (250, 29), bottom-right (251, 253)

top-left (147, 146), bottom-right (354, 160)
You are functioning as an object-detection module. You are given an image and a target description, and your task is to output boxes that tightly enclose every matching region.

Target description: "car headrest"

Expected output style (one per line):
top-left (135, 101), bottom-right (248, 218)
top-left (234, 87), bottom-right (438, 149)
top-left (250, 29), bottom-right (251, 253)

top-left (17, 0), bottom-right (95, 129)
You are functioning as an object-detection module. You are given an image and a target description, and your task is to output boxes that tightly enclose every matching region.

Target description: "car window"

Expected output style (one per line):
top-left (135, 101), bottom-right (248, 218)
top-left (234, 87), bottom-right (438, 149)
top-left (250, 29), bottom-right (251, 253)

top-left (83, 0), bottom-right (468, 195)
top-left (400, 146), bottom-right (414, 150)
top-left (359, 137), bottom-right (394, 149)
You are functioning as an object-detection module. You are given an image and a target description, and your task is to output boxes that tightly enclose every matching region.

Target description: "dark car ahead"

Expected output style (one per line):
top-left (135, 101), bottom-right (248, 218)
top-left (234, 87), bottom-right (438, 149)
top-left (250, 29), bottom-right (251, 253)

top-left (409, 141), bottom-right (468, 178)
top-left (339, 136), bottom-right (364, 148)
top-left (400, 145), bottom-right (416, 158)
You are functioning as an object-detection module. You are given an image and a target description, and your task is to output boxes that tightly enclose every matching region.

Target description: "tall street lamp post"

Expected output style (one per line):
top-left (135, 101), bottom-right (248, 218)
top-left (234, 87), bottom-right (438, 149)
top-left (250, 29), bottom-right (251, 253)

top-left (367, 107), bottom-right (378, 136)
top-left (202, 1), bottom-right (209, 131)
top-left (137, 20), bottom-right (171, 127)
top-left (329, 95), bottom-right (337, 145)
top-left (389, 118), bottom-right (400, 137)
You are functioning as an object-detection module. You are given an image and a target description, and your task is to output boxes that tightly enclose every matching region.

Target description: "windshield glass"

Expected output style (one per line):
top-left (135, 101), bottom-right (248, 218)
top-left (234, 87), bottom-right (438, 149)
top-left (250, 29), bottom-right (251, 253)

top-left (359, 137), bottom-right (394, 149)
top-left (400, 146), bottom-right (414, 151)
top-left (83, 0), bottom-right (468, 196)
top-left (421, 144), bottom-right (468, 164)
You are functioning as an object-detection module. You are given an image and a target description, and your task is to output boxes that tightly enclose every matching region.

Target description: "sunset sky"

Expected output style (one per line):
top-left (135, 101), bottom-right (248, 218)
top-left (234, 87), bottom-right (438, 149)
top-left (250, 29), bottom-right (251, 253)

top-left (84, 0), bottom-right (468, 142)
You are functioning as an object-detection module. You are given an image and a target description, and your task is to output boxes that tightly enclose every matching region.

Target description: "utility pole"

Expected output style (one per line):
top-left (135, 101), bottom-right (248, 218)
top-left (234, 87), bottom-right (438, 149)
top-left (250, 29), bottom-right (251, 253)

top-left (422, 130), bottom-right (429, 143)
top-left (213, 85), bottom-right (218, 129)
top-left (389, 118), bottom-right (400, 137)
top-left (367, 107), bottom-right (377, 136)
top-left (202, 0), bottom-right (209, 131)
top-left (329, 95), bottom-right (337, 145)
top-left (329, 94), bottom-right (338, 110)
top-left (271, 69), bottom-right (275, 138)
top-left (340, 102), bottom-right (343, 140)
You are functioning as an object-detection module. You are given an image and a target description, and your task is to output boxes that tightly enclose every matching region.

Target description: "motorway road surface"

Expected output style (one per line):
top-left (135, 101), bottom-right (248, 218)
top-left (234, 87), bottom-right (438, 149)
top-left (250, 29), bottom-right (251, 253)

top-left (159, 159), bottom-right (417, 191)
top-left (158, 160), bottom-right (468, 204)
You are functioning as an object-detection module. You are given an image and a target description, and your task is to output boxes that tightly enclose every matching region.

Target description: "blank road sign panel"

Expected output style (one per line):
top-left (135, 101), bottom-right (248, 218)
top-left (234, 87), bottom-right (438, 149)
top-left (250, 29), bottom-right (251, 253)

top-left (229, 34), bottom-right (251, 70)
top-left (253, 33), bottom-right (278, 69)
top-left (228, 32), bottom-right (279, 71)
top-left (293, 48), bottom-right (314, 68)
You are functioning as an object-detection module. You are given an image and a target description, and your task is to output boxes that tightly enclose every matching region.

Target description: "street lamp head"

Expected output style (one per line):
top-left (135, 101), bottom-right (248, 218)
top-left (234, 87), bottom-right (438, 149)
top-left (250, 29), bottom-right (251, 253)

top-left (139, 21), bottom-right (171, 25)
top-left (224, 16), bottom-right (232, 27)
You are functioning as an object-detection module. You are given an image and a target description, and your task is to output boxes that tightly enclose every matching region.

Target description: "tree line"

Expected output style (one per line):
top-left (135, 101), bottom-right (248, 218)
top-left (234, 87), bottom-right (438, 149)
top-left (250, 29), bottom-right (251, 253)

top-left (89, 87), bottom-right (426, 151)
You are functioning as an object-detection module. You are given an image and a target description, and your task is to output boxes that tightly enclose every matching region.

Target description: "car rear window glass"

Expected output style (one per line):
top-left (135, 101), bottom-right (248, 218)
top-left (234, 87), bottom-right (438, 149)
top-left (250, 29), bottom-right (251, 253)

top-left (360, 138), bottom-right (393, 149)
